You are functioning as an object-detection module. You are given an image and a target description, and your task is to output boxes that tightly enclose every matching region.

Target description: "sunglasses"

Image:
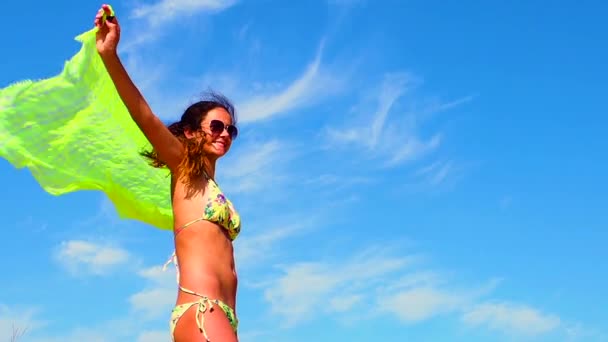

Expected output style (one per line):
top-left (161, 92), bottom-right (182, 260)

top-left (209, 119), bottom-right (238, 139)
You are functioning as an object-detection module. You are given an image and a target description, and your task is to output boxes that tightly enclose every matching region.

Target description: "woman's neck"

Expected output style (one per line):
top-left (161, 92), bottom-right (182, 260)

top-left (207, 159), bottom-right (217, 179)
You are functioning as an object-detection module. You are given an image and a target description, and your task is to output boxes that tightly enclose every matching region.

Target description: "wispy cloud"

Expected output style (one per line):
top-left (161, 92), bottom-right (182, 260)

top-left (129, 286), bottom-right (175, 320)
top-left (379, 286), bottom-right (466, 322)
top-left (30, 329), bottom-right (111, 342)
top-left (304, 174), bottom-right (372, 187)
top-left (326, 73), bottom-right (413, 146)
top-left (303, 173), bottom-right (373, 202)
top-left (388, 134), bottom-right (442, 166)
top-left (127, 50), bottom-right (167, 86)
top-left (262, 246), bottom-right (417, 326)
top-left (23, 313), bottom-right (157, 342)
top-left (171, 41), bottom-right (348, 126)
top-left (325, 72), bottom-right (471, 167)
top-left (258, 243), bottom-right (564, 339)
top-left (12, 257), bottom-right (179, 341)
top-left (563, 322), bottom-right (606, 342)
top-left (382, 275), bottom-right (564, 338)
top-left (220, 140), bottom-right (292, 194)
top-left (462, 302), bottom-right (561, 336)
top-left (235, 224), bottom-right (309, 269)
top-left (237, 43), bottom-right (345, 123)
top-left (66, 197), bottom-right (141, 243)
top-left (369, 73), bottom-right (412, 146)
top-left (414, 160), bottom-right (454, 186)
top-left (16, 236), bottom-right (585, 342)
top-left (0, 305), bottom-right (43, 340)
top-left (120, 9), bottom-right (347, 124)
top-left (130, 0), bottom-right (238, 27)
top-left (53, 240), bottom-right (131, 276)
top-left (136, 330), bottom-right (171, 342)
top-left (120, 0), bottom-right (238, 50)
top-left (376, 271), bottom-right (500, 324)
top-left (128, 264), bottom-right (176, 319)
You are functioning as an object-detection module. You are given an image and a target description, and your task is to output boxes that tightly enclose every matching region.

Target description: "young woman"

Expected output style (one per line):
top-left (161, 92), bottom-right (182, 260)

top-left (95, 5), bottom-right (241, 341)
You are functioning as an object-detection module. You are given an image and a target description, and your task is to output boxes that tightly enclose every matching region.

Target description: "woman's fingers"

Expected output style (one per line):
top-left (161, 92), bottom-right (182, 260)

top-left (94, 5), bottom-right (118, 29)
top-left (102, 4), bottom-right (113, 18)
top-left (94, 8), bottom-right (104, 27)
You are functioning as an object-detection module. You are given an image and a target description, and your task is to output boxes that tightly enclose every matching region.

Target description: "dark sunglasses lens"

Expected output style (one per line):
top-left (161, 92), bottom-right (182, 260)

top-left (227, 126), bottom-right (238, 139)
top-left (209, 120), bottom-right (224, 134)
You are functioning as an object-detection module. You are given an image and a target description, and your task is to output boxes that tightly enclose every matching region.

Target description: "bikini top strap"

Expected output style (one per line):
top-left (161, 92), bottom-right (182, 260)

top-left (202, 170), bottom-right (217, 185)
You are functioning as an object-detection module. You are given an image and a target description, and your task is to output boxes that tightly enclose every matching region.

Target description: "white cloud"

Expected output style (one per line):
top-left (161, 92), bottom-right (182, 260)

top-left (237, 43), bottom-right (345, 123)
top-left (54, 240), bottom-right (130, 276)
top-left (265, 263), bottom-right (340, 322)
top-left (414, 160), bottom-right (453, 186)
top-left (262, 247), bottom-right (415, 326)
top-left (30, 329), bottom-right (110, 342)
top-left (326, 73), bottom-right (412, 148)
top-left (220, 140), bottom-right (291, 194)
top-left (387, 134), bottom-right (442, 166)
top-left (13, 262), bottom-right (177, 341)
top-left (563, 322), bottom-right (606, 341)
top-left (328, 294), bottom-right (363, 312)
top-left (304, 174), bottom-right (372, 187)
top-left (137, 330), bottom-right (171, 342)
top-left (378, 287), bottom-right (465, 322)
top-left (326, 72), bottom-right (471, 167)
top-left (128, 265), bottom-right (177, 319)
top-left (375, 270), bottom-right (479, 323)
top-left (222, 140), bottom-right (281, 178)
top-left (129, 287), bottom-right (176, 320)
top-left (131, 0), bottom-right (238, 26)
top-left (120, 0), bottom-right (238, 50)
top-left (0, 305), bottom-right (43, 341)
top-left (369, 73), bottom-right (411, 146)
top-left (234, 224), bottom-right (308, 268)
top-left (128, 54), bottom-right (166, 87)
top-left (119, 14), bottom-right (346, 124)
top-left (425, 94), bottom-right (476, 113)
top-left (237, 330), bottom-right (274, 342)
top-left (462, 302), bottom-right (561, 336)
top-left (376, 272), bottom-right (504, 324)
top-left (22, 313), bottom-right (156, 342)
top-left (258, 242), bottom-right (564, 340)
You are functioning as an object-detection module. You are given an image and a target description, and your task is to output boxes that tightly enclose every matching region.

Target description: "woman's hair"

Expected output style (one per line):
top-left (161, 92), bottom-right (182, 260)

top-left (140, 91), bottom-right (237, 183)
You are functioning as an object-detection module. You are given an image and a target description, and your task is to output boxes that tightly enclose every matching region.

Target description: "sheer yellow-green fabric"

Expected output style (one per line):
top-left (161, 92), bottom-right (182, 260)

top-left (0, 16), bottom-right (173, 230)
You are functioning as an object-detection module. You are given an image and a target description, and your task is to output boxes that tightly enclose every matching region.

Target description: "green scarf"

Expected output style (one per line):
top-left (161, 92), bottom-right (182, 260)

top-left (0, 6), bottom-right (173, 230)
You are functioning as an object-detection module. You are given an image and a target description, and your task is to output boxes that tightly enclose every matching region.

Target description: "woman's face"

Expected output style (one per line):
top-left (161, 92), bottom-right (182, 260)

top-left (198, 107), bottom-right (237, 159)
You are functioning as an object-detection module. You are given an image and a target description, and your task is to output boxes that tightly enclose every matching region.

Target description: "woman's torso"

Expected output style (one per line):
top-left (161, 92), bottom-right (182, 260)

top-left (170, 175), bottom-right (239, 309)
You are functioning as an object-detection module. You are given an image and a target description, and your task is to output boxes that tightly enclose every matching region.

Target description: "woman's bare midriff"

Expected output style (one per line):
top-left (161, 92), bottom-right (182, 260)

top-left (173, 220), bottom-right (238, 309)
top-left (170, 174), bottom-right (238, 309)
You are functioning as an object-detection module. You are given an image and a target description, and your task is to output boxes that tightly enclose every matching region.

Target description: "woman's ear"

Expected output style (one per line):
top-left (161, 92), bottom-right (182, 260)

top-left (183, 126), bottom-right (196, 139)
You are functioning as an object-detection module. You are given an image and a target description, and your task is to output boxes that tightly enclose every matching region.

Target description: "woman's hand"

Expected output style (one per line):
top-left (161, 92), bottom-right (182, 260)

top-left (94, 4), bottom-right (120, 57)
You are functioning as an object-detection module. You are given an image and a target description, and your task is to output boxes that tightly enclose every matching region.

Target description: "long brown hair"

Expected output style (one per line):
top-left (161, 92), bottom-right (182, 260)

top-left (140, 92), bottom-right (237, 184)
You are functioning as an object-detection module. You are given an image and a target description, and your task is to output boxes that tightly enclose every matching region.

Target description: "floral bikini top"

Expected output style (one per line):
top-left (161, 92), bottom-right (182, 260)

top-left (174, 175), bottom-right (241, 241)
top-left (164, 175), bottom-right (241, 282)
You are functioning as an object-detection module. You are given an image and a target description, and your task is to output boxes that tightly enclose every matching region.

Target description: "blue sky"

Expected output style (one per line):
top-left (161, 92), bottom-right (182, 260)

top-left (1, 0), bottom-right (607, 341)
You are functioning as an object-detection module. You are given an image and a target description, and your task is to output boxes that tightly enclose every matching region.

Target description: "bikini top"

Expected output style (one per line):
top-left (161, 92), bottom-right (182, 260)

top-left (174, 175), bottom-right (241, 241)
